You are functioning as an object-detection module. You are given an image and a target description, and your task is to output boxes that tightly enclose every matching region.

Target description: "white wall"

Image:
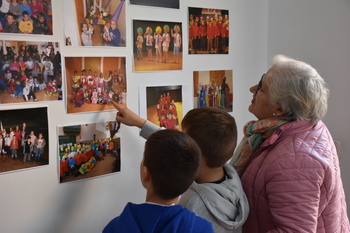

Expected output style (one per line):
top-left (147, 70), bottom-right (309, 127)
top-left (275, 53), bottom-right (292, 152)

top-left (268, 0), bottom-right (350, 216)
top-left (0, 1), bottom-right (269, 233)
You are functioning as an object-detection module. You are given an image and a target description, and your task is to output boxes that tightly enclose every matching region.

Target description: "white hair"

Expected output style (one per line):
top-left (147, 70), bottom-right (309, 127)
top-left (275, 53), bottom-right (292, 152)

top-left (268, 54), bottom-right (329, 123)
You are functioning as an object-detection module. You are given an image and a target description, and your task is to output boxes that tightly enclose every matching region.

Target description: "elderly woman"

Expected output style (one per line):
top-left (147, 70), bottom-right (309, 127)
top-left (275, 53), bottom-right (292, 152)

top-left (230, 54), bottom-right (350, 232)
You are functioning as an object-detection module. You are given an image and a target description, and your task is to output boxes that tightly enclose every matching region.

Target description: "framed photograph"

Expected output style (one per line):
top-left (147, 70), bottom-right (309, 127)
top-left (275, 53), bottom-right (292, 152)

top-left (58, 121), bottom-right (121, 183)
top-left (64, 56), bottom-right (126, 114)
top-left (63, 0), bottom-right (126, 47)
top-left (188, 7), bottom-right (229, 54)
top-left (0, 40), bottom-right (62, 104)
top-left (133, 20), bottom-right (182, 72)
top-left (193, 70), bottom-right (233, 112)
top-left (129, 0), bottom-right (179, 9)
top-left (139, 85), bottom-right (185, 130)
top-left (1, 0), bottom-right (53, 35)
top-left (0, 107), bottom-right (49, 174)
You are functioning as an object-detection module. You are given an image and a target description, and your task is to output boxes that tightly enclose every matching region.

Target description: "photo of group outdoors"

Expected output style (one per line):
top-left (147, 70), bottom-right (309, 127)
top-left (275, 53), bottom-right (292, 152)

top-left (58, 121), bottom-right (121, 183)
top-left (129, 0), bottom-right (179, 9)
top-left (0, 0), bottom-right (53, 35)
top-left (133, 20), bottom-right (182, 72)
top-left (64, 0), bottom-right (126, 47)
top-left (0, 40), bottom-right (62, 104)
top-left (139, 85), bottom-right (183, 130)
top-left (0, 107), bottom-right (49, 174)
top-left (64, 56), bottom-right (126, 114)
top-left (189, 7), bottom-right (229, 54)
top-left (194, 70), bottom-right (233, 112)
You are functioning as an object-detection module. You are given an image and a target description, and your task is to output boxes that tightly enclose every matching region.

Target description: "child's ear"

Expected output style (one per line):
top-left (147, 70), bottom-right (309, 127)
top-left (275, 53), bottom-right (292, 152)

top-left (140, 162), bottom-right (152, 189)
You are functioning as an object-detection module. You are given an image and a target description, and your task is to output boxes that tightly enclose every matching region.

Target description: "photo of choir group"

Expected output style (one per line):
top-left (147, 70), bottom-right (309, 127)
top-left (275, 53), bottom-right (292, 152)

top-left (0, 40), bottom-right (62, 104)
top-left (0, 107), bottom-right (49, 174)
top-left (129, 0), bottom-right (179, 9)
top-left (194, 70), bottom-right (233, 112)
top-left (64, 0), bottom-right (126, 47)
top-left (188, 7), bottom-right (229, 54)
top-left (144, 85), bottom-right (183, 130)
top-left (58, 121), bottom-right (121, 183)
top-left (0, 0), bottom-right (52, 35)
top-left (64, 56), bottom-right (126, 114)
top-left (133, 20), bottom-right (182, 71)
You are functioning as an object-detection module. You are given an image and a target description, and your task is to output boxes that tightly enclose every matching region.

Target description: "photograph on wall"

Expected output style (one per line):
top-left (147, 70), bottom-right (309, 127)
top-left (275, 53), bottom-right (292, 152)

top-left (0, 40), bottom-right (62, 104)
top-left (64, 56), bottom-right (126, 114)
top-left (0, 107), bottom-right (49, 174)
top-left (133, 20), bottom-right (182, 72)
top-left (63, 0), bottom-right (126, 47)
top-left (139, 85), bottom-right (184, 130)
top-left (189, 7), bottom-right (229, 54)
top-left (0, 0), bottom-right (53, 35)
top-left (194, 70), bottom-right (233, 112)
top-left (129, 0), bottom-right (179, 9)
top-left (58, 121), bottom-right (121, 183)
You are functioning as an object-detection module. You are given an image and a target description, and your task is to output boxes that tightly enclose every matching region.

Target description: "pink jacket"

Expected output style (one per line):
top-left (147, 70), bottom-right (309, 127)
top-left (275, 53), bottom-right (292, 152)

top-left (241, 120), bottom-right (350, 232)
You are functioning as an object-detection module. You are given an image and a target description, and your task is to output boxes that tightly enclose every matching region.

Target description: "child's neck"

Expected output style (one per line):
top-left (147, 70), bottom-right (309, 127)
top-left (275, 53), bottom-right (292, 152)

top-left (195, 163), bottom-right (225, 184)
top-left (146, 193), bottom-right (179, 206)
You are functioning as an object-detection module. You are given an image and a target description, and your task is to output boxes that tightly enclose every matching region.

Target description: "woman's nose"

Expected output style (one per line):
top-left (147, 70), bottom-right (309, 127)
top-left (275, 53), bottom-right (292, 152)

top-left (250, 84), bottom-right (257, 94)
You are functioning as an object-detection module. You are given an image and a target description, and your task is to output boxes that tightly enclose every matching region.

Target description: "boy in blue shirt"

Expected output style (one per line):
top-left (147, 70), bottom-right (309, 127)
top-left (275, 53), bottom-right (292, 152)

top-left (103, 129), bottom-right (214, 233)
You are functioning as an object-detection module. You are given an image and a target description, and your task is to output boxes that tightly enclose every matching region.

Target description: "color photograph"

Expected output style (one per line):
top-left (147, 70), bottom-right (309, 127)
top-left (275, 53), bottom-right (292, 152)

top-left (58, 121), bottom-right (121, 183)
top-left (133, 20), bottom-right (182, 72)
top-left (63, 0), bottom-right (126, 47)
top-left (0, 0), bottom-right (53, 35)
top-left (64, 56), bottom-right (126, 114)
top-left (0, 107), bottom-right (49, 174)
top-left (0, 40), bottom-right (62, 104)
top-left (194, 70), bottom-right (233, 112)
top-left (140, 85), bottom-right (183, 130)
top-left (129, 0), bottom-right (179, 9)
top-left (189, 7), bottom-right (229, 54)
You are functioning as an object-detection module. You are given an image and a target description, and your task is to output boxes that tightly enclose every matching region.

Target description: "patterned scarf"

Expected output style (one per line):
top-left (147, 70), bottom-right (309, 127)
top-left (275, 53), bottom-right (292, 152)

top-left (230, 118), bottom-right (289, 176)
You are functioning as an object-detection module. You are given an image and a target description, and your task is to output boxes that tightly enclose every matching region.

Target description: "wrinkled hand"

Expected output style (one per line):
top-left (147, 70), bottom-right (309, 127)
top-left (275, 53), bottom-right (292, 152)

top-left (111, 100), bottom-right (146, 128)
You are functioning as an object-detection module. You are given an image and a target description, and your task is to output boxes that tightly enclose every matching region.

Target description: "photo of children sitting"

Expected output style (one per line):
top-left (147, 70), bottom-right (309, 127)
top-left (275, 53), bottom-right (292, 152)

top-left (189, 7), bottom-right (229, 54)
top-left (58, 121), bottom-right (121, 183)
top-left (0, 0), bottom-right (52, 35)
top-left (65, 56), bottom-right (127, 114)
top-left (0, 41), bottom-right (62, 104)
top-left (193, 70), bottom-right (233, 112)
top-left (0, 107), bottom-right (49, 174)
top-left (64, 0), bottom-right (126, 47)
top-left (145, 85), bottom-right (183, 130)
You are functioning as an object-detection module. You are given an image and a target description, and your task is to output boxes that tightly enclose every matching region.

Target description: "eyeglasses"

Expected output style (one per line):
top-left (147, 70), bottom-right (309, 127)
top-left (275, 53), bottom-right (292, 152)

top-left (255, 74), bottom-right (265, 94)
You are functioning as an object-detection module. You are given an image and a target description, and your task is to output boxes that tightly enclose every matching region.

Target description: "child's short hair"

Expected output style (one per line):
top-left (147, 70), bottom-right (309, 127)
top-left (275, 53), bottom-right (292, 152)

top-left (181, 107), bottom-right (237, 168)
top-left (144, 129), bottom-right (201, 200)
top-left (22, 11), bottom-right (29, 17)
top-left (37, 12), bottom-right (45, 20)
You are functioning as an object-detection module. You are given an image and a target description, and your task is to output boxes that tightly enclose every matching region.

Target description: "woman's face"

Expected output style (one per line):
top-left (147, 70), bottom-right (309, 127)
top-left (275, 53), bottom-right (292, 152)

top-left (248, 72), bottom-right (277, 120)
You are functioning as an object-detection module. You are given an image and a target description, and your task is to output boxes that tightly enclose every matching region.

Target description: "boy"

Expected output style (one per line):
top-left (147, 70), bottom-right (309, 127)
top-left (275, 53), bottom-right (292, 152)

top-left (106, 20), bottom-right (121, 46)
top-left (4, 13), bottom-right (19, 33)
top-left (18, 11), bottom-right (33, 34)
top-left (103, 129), bottom-right (214, 233)
top-left (32, 12), bottom-right (48, 34)
top-left (171, 25), bottom-right (181, 64)
top-left (22, 135), bottom-right (33, 164)
top-left (112, 102), bottom-right (249, 233)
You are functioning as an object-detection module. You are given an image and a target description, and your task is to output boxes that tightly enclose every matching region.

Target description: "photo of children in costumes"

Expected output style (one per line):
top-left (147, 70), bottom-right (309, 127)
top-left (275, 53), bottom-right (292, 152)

top-left (143, 85), bottom-right (183, 130)
top-left (0, 40), bottom-right (62, 104)
top-left (0, 107), bottom-right (49, 174)
top-left (1, 0), bottom-right (52, 35)
top-left (133, 20), bottom-right (182, 72)
top-left (193, 70), bottom-right (233, 112)
top-left (58, 121), bottom-right (121, 183)
top-left (63, 0), bottom-right (126, 47)
top-left (189, 7), bottom-right (229, 54)
top-left (64, 56), bottom-right (126, 114)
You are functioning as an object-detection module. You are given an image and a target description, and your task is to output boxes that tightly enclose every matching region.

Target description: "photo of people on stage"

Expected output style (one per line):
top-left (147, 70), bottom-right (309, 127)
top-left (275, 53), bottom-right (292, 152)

top-left (64, 56), bottom-right (126, 114)
top-left (58, 121), bottom-right (121, 183)
top-left (189, 7), bottom-right (229, 54)
top-left (64, 0), bottom-right (126, 47)
top-left (133, 20), bottom-right (182, 72)
top-left (0, 107), bottom-right (49, 174)
top-left (194, 70), bottom-right (233, 112)
top-left (0, 40), bottom-right (62, 104)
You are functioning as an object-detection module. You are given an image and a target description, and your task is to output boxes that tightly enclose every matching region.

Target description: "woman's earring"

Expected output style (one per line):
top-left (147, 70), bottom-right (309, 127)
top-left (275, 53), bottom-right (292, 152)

top-left (272, 112), bottom-right (276, 116)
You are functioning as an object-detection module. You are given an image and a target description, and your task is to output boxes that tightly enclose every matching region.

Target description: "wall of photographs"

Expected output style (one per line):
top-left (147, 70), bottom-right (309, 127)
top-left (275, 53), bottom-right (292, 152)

top-left (0, 1), bottom-right (269, 232)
